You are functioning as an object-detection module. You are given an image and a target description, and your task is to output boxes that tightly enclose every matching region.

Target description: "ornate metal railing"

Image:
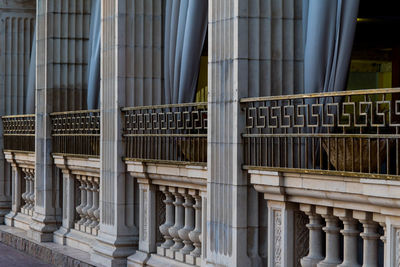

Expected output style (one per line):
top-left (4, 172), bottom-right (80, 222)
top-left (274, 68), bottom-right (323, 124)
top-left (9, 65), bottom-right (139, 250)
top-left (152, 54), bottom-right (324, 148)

top-left (241, 88), bottom-right (400, 179)
top-left (1, 114), bottom-right (35, 152)
top-left (51, 110), bottom-right (100, 157)
top-left (122, 103), bottom-right (207, 164)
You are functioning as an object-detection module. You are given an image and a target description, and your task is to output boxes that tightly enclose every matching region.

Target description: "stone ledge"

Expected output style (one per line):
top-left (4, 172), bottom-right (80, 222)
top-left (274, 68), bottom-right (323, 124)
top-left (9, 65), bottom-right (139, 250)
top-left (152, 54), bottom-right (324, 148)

top-left (0, 225), bottom-right (102, 267)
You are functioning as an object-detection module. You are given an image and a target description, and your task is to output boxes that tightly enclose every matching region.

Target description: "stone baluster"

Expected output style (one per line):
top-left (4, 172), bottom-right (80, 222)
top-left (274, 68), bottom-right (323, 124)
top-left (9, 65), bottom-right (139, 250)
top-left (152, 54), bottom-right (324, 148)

top-left (177, 188), bottom-right (195, 257)
top-left (189, 191), bottom-right (202, 258)
top-left (169, 187), bottom-right (185, 253)
top-left (75, 176), bottom-right (87, 227)
top-left (300, 205), bottom-right (324, 267)
top-left (90, 177), bottom-right (100, 233)
top-left (355, 212), bottom-right (380, 267)
top-left (83, 176), bottom-right (94, 230)
top-left (159, 186), bottom-right (175, 249)
top-left (21, 168), bottom-right (30, 213)
top-left (374, 215), bottom-right (386, 267)
top-left (317, 207), bottom-right (341, 267)
top-left (28, 169), bottom-right (35, 215)
top-left (336, 209), bottom-right (360, 267)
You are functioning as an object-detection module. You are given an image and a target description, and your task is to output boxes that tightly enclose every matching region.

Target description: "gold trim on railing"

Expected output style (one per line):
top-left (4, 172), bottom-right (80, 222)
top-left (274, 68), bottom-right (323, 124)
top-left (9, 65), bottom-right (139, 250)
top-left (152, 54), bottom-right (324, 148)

top-left (240, 87), bottom-right (400, 102)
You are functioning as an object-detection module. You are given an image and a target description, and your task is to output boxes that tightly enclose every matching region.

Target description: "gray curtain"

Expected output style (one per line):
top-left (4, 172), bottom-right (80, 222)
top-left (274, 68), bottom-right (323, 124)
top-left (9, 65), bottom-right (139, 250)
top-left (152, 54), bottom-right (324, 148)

top-left (164, 0), bottom-right (208, 104)
top-left (26, 25), bottom-right (36, 114)
top-left (87, 0), bottom-right (101, 110)
top-left (303, 0), bottom-right (359, 94)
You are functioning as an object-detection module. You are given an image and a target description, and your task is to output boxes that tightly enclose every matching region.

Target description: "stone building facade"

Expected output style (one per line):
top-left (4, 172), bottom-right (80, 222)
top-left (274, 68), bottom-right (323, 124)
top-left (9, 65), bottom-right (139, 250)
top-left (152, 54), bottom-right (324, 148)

top-left (1, 0), bottom-right (400, 267)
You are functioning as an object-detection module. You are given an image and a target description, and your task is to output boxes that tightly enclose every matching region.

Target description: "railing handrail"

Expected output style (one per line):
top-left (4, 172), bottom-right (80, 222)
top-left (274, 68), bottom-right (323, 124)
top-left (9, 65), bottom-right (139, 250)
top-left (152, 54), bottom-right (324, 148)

top-left (240, 87), bottom-right (400, 103)
top-left (50, 109), bottom-right (100, 116)
top-left (1, 114), bottom-right (35, 119)
top-left (121, 102), bottom-right (207, 111)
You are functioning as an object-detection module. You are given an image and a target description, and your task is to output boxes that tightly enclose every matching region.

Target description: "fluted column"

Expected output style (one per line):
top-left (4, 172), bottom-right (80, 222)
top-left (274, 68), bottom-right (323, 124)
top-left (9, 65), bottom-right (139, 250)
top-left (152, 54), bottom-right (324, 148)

top-left (300, 205), bottom-right (324, 267)
top-left (33, 0), bottom-right (91, 242)
top-left (317, 207), bottom-right (341, 267)
top-left (336, 209), bottom-right (360, 267)
top-left (208, 0), bottom-right (303, 265)
top-left (0, 0), bottom-right (35, 222)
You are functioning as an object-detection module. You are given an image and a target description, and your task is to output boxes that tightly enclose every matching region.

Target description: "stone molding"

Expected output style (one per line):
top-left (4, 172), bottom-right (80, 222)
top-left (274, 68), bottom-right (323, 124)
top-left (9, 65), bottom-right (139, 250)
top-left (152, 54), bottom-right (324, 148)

top-left (250, 170), bottom-right (400, 216)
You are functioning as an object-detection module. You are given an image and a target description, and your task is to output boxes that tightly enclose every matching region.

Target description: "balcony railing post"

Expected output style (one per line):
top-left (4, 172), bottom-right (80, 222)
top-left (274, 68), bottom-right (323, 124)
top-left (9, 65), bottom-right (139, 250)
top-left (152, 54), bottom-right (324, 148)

top-left (138, 179), bottom-right (157, 253)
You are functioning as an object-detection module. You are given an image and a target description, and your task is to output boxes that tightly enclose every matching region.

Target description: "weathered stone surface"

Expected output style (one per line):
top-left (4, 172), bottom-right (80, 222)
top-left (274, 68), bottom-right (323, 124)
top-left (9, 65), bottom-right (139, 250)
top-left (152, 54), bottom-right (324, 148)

top-left (0, 226), bottom-right (98, 267)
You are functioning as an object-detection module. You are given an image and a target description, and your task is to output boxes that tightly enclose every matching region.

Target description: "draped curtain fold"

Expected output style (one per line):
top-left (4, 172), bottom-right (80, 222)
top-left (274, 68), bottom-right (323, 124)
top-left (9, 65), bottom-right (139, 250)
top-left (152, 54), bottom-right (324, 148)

top-left (164, 0), bottom-right (208, 104)
top-left (303, 0), bottom-right (359, 94)
top-left (87, 0), bottom-right (101, 110)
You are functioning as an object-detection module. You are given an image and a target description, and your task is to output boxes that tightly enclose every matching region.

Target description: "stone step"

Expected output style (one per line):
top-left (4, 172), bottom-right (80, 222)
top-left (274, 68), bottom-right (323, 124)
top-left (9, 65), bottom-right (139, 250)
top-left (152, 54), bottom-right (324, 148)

top-left (0, 225), bottom-right (102, 267)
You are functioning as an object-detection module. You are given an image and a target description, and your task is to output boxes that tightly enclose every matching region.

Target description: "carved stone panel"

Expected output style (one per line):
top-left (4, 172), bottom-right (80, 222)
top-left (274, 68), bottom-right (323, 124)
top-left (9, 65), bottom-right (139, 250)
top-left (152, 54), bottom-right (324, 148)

top-left (274, 210), bottom-right (282, 267)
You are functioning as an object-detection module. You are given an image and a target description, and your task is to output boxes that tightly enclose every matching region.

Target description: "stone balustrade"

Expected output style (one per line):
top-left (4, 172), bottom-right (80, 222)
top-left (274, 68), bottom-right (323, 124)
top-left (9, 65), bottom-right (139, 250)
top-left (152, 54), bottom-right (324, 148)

top-left (3, 151), bottom-right (35, 230)
top-left (157, 185), bottom-right (202, 265)
top-left (248, 169), bottom-right (400, 266)
top-left (20, 167), bottom-right (35, 216)
top-left (126, 160), bottom-right (207, 267)
top-left (74, 175), bottom-right (100, 236)
top-left (53, 155), bottom-right (100, 252)
top-left (300, 205), bottom-right (383, 267)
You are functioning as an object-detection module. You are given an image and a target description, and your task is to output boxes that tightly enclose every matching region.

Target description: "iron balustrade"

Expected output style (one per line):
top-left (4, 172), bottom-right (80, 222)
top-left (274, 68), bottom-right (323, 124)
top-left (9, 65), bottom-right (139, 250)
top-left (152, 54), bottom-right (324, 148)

top-left (51, 110), bottom-right (100, 157)
top-left (1, 114), bottom-right (35, 152)
top-left (122, 102), bottom-right (207, 165)
top-left (241, 88), bottom-right (400, 179)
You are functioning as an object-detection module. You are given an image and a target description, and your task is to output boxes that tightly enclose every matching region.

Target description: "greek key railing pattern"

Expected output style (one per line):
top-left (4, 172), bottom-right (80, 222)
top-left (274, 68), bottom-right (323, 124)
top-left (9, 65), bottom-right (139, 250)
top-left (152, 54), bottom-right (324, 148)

top-left (241, 88), bottom-right (400, 178)
top-left (1, 114), bottom-right (35, 152)
top-left (122, 103), bottom-right (207, 164)
top-left (51, 110), bottom-right (100, 157)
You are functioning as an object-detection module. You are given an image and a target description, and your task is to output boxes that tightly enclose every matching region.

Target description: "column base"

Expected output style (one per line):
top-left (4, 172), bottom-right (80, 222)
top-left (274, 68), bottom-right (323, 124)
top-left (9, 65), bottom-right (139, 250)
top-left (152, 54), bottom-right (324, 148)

top-left (91, 231), bottom-right (138, 267)
top-left (338, 264), bottom-right (361, 267)
top-left (127, 250), bottom-right (150, 267)
top-left (0, 207), bottom-right (11, 224)
top-left (53, 226), bottom-right (69, 245)
top-left (301, 256), bottom-right (324, 267)
top-left (4, 211), bottom-right (18, 226)
top-left (29, 214), bottom-right (58, 242)
top-left (317, 259), bottom-right (342, 267)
